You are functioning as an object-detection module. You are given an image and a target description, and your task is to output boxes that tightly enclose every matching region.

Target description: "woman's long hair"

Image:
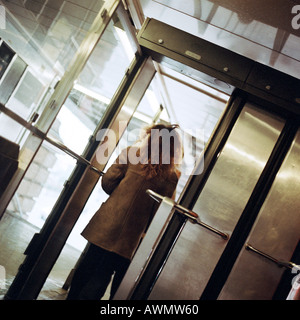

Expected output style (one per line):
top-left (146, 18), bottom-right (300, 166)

top-left (137, 123), bottom-right (183, 179)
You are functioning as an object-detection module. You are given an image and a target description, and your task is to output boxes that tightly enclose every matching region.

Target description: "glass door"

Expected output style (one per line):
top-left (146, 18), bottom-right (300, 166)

top-left (0, 0), bottom-right (124, 216)
top-left (38, 61), bottom-right (230, 300)
top-left (0, 1), bottom-right (146, 300)
top-left (40, 82), bottom-right (165, 300)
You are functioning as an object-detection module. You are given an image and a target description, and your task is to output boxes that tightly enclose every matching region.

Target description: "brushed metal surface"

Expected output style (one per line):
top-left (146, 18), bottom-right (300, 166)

top-left (219, 129), bottom-right (300, 300)
top-left (139, 0), bottom-right (300, 78)
top-left (148, 103), bottom-right (285, 299)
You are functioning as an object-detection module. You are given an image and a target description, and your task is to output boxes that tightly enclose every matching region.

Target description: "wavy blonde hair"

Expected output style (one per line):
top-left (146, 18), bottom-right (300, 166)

top-left (137, 123), bottom-right (183, 179)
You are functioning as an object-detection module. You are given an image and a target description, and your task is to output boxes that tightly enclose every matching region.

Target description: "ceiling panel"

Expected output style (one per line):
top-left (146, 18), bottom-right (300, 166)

top-left (139, 0), bottom-right (300, 78)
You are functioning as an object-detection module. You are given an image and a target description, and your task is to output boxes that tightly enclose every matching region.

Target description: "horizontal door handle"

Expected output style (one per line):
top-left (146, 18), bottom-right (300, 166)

top-left (146, 189), bottom-right (229, 240)
top-left (245, 244), bottom-right (300, 271)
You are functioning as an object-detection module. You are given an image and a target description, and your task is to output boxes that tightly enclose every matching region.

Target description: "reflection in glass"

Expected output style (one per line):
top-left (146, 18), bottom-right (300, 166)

top-left (0, 41), bottom-right (14, 79)
top-left (0, 0), bottom-right (105, 84)
top-left (6, 70), bottom-right (45, 121)
top-left (0, 140), bottom-right (76, 297)
top-left (219, 130), bottom-right (300, 300)
top-left (0, 0), bottom-right (106, 141)
top-left (48, 11), bottom-right (136, 155)
top-left (7, 141), bottom-right (77, 227)
top-left (0, 112), bottom-right (28, 143)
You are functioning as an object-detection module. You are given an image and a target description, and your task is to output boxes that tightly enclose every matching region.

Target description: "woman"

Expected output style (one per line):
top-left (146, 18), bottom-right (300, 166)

top-left (66, 123), bottom-right (183, 300)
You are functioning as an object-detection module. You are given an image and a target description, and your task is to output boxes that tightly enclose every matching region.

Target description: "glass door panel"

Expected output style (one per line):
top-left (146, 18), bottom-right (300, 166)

top-left (0, 2), bottom-right (140, 300)
top-left (0, 139), bottom-right (77, 297)
top-left (148, 102), bottom-right (285, 299)
top-left (0, 1), bottom-right (128, 216)
top-left (38, 82), bottom-right (162, 293)
top-left (6, 69), bottom-right (45, 121)
top-left (0, 0), bottom-right (107, 142)
top-left (218, 129), bottom-right (300, 300)
top-left (48, 9), bottom-right (136, 155)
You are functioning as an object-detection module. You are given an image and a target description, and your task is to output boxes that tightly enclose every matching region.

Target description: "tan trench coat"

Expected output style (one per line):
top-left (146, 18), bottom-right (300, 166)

top-left (81, 147), bottom-right (179, 260)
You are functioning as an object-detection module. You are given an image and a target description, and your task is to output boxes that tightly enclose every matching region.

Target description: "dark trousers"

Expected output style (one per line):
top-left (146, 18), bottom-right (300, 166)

top-left (66, 243), bottom-right (130, 300)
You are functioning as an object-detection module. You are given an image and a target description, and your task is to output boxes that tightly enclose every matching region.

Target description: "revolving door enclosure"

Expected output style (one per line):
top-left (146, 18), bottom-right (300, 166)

top-left (1, 13), bottom-right (300, 300)
top-left (114, 18), bottom-right (300, 300)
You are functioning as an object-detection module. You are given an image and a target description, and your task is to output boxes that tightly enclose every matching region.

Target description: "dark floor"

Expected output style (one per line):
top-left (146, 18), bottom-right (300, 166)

top-left (0, 211), bottom-right (111, 300)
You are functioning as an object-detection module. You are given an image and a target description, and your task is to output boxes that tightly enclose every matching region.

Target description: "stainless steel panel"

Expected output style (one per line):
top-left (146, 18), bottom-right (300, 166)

top-left (148, 103), bottom-right (285, 300)
top-left (138, 17), bottom-right (300, 113)
top-left (139, 18), bottom-right (253, 83)
top-left (219, 129), bottom-right (300, 300)
top-left (140, 0), bottom-right (300, 79)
